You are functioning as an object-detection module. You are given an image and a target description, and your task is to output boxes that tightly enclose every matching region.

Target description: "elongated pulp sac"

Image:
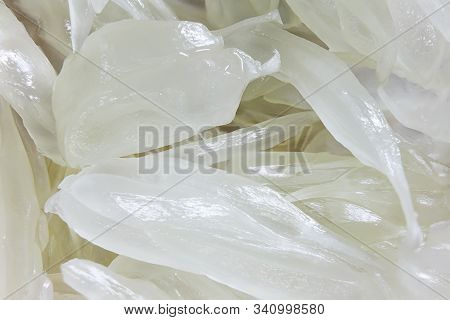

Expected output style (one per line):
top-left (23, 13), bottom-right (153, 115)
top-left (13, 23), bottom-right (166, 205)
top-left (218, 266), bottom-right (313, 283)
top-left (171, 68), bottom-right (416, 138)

top-left (0, 100), bottom-right (52, 299)
top-left (285, 0), bottom-right (450, 143)
top-left (221, 18), bottom-right (422, 246)
top-left (45, 156), bottom-right (439, 299)
top-left (53, 19), bottom-right (280, 167)
top-left (0, 1), bottom-right (61, 163)
top-left (62, 257), bottom-right (249, 299)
